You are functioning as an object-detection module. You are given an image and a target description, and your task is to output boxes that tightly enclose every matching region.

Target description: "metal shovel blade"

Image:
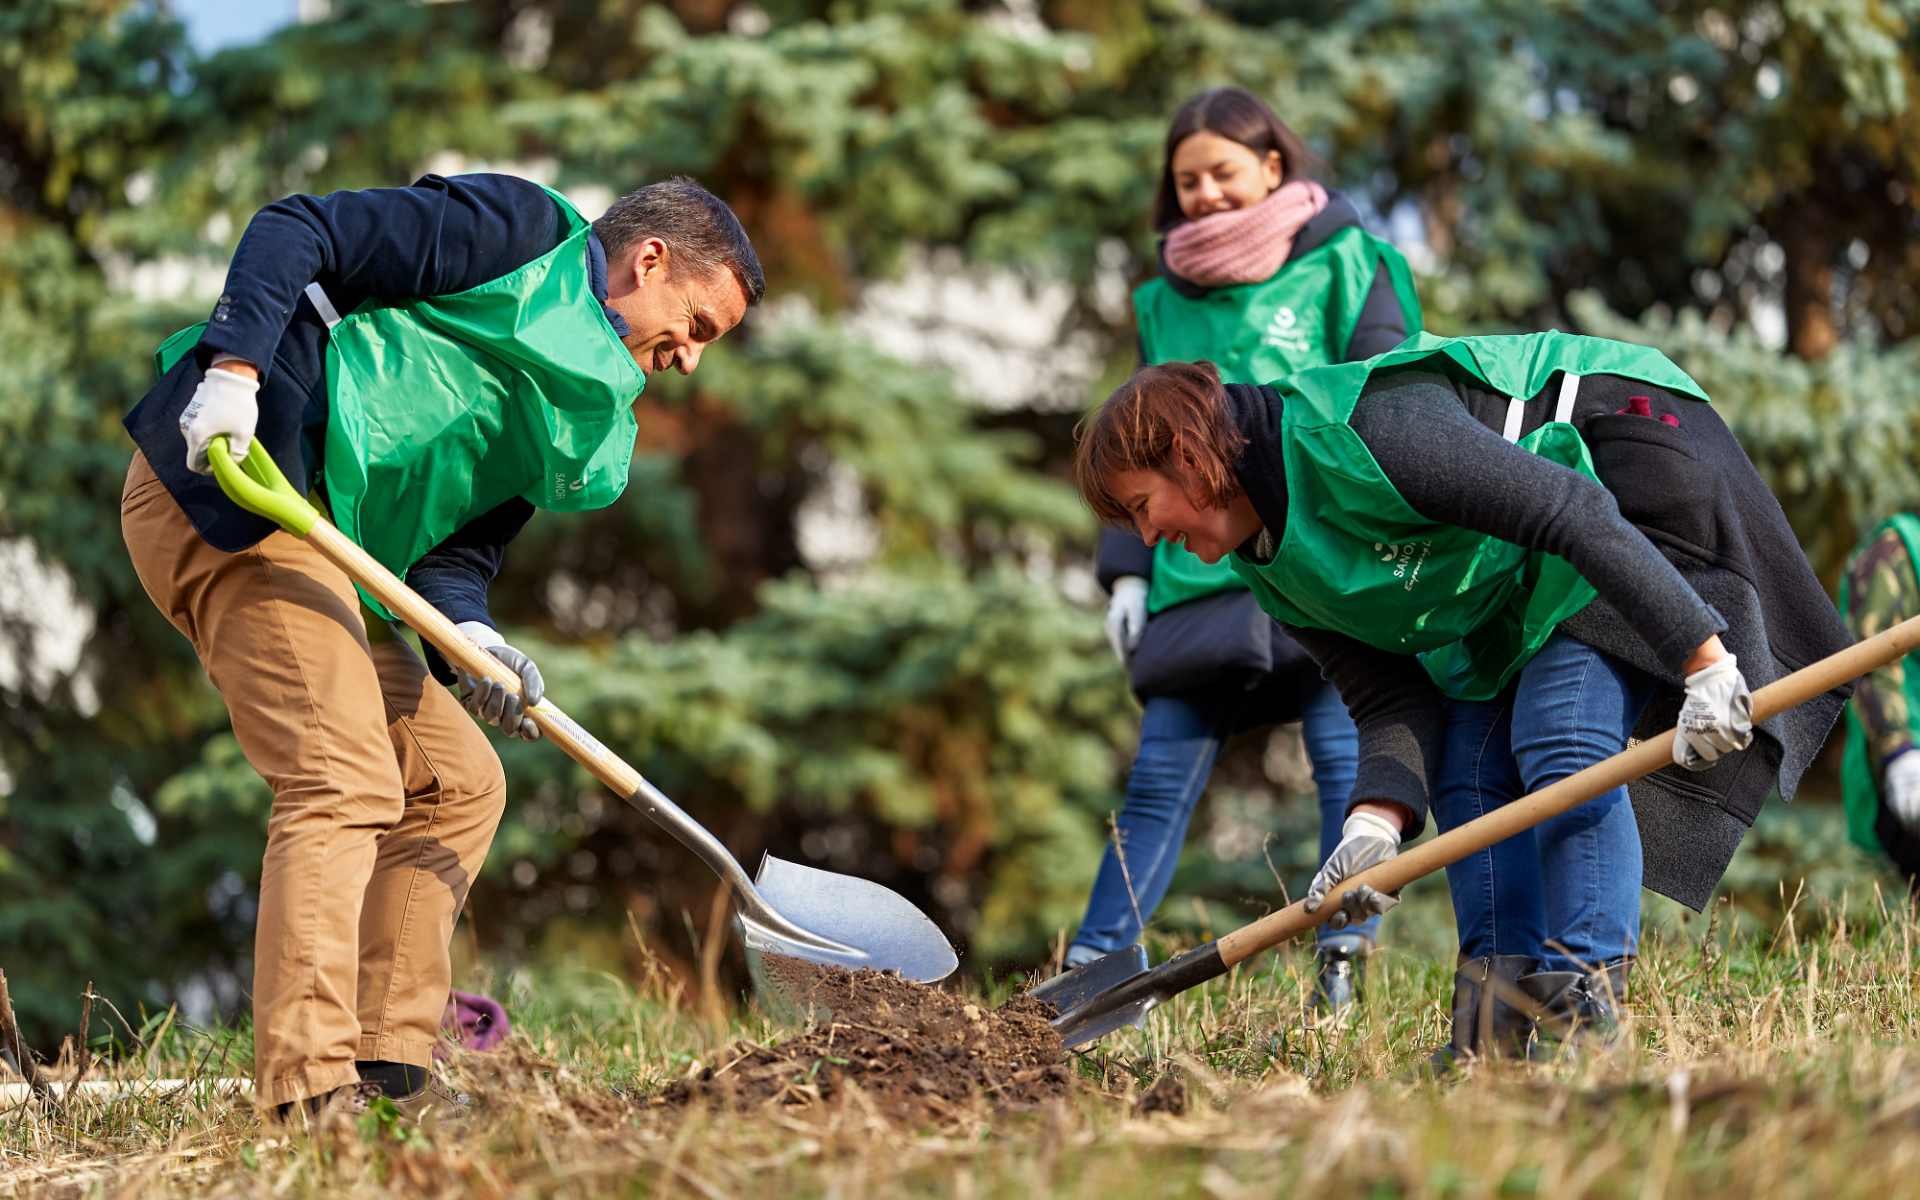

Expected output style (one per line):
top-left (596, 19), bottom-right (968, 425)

top-left (741, 854), bottom-right (959, 994)
top-left (1027, 945), bottom-right (1153, 1048)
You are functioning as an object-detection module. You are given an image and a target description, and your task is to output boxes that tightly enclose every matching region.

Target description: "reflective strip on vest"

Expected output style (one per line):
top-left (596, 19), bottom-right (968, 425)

top-left (304, 282), bottom-right (342, 329)
top-left (1555, 372), bottom-right (1582, 424)
top-left (1501, 372), bottom-right (1581, 443)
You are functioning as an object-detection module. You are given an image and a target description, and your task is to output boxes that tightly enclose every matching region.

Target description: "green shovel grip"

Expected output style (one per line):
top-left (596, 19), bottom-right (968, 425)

top-left (208, 436), bottom-right (320, 536)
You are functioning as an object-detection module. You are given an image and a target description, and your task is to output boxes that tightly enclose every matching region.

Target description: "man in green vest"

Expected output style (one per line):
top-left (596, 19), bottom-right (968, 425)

top-left (119, 172), bottom-right (762, 1123)
top-left (1840, 512), bottom-right (1920, 884)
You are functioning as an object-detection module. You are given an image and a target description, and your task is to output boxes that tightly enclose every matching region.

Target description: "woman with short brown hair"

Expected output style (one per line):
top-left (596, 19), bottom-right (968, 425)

top-left (1076, 333), bottom-right (1850, 1063)
top-left (1076, 84), bottom-right (1421, 1010)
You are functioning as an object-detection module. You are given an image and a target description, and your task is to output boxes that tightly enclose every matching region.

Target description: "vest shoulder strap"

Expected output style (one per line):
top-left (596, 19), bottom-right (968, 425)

top-left (1500, 371), bottom-right (1583, 443)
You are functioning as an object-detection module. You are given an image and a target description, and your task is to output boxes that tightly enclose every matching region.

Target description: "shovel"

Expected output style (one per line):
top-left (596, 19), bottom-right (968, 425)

top-left (1034, 613), bottom-right (1920, 1047)
top-left (208, 437), bottom-right (958, 985)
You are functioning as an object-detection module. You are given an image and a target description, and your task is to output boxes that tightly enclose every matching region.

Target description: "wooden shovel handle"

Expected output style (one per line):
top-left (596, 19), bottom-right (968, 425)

top-left (313, 521), bottom-right (777, 914)
top-left (208, 439), bottom-right (919, 933)
top-left (303, 521), bottom-right (646, 799)
top-left (206, 437), bottom-right (644, 800)
top-left (1217, 613), bottom-right (1920, 968)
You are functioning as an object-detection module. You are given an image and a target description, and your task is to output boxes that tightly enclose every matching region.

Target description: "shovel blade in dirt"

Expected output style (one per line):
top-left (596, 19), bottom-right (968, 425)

top-left (1036, 943), bottom-right (1227, 1049)
top-left (742, 854), bottom-right (959, 987)
top-left (1027, 946), bottom-right (1152, 1047)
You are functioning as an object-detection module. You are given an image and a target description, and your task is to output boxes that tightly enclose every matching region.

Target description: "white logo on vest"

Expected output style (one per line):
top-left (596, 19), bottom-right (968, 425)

top-left (1261, 305), bottom-right (1311, 354)
top-left (1373, 540), bottom-right (1434, 592)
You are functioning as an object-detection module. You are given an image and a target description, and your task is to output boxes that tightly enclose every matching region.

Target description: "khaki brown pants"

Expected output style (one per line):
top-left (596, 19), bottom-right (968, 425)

top-left (120, 452), bottom-right (507, 1109)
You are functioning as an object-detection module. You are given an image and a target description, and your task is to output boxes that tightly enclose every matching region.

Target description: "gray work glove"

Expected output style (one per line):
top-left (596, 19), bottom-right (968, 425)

top-left (1305, 810), bottom-right (1402, 929)
top-left (1105, 576), bottom-right (1148, 663)
top-left (1673, 654), bottom-right (1754, 771)
top-left (1885, 751), bottom-right (1920, 829)
top-left (179, 365), bottom-right (259, 474)
top-left (454, 621), bottom-right (544, 741)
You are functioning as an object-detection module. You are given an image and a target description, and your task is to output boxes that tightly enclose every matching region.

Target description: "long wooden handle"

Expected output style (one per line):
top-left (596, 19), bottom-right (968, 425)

top-left (206, 438), bottom-right (782, 908)
top-left (306, 521), bottom-right (643, 799)
top-left (1216, 613), bottom-right (1920, 967)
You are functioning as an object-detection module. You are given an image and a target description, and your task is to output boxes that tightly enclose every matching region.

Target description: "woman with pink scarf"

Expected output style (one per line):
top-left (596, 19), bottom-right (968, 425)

top-left (1078, 86), bottom-right (1423, 1012)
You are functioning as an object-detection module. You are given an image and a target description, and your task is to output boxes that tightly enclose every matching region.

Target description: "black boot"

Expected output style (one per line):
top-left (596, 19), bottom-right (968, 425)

top-left (355, 1059), bottom-right (429, 1099)
top-left (1313, 936), bottom-right (1371, 1014)
top-left (1427, 955), bottom-right (1539, 1071)
top-left (1522, 958), bottom-right (1631, 1059)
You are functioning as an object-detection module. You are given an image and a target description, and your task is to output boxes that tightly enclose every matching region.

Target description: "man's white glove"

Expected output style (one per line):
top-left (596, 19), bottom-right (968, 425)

top-left (1105, 575), bottom-right (1149, 663)
top-left (1305, 810), bottom-right (1402, 929)
top-left (179, 366), bottom-right (260, 474)
top-left (454, 621), bottom-right (544, 741)
top-left (1673, 654), bottom-right (1754, 771)
top-left (1884, 751), bottom-right (1920, 829)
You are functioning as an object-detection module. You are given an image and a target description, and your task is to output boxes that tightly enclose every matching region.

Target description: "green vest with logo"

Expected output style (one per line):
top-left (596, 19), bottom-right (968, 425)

top-left (155, 186), bottom-right (645, 618)
top-left (1838, 512), bottom-right (1920, 855)
top-left (1134, 224), bottom-right (1422, 614)
top-left (1226, 331), bottom-right (1710, 701)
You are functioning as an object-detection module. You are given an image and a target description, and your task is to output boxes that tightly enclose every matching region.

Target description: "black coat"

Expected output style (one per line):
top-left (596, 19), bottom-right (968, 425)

top-left (1550, 390), bottom-right (1854, 908)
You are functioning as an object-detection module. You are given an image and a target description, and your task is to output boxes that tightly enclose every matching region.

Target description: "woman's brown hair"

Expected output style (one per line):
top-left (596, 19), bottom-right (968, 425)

top-left (1074, 361), bottom-right (1246, 527)
top-left (1152, 86), bottom-right (1320, 232)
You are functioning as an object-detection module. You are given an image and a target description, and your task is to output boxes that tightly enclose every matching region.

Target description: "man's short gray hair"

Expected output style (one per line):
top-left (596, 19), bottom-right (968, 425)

top-left (592, 176), bottom-right (765, 305)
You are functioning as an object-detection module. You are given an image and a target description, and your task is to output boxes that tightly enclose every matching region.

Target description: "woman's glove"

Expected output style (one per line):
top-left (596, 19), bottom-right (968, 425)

top-left (1305, 810), bottom-right (1403, 929)
top-left (1673, 654), bottom-right (1753, 771)
top-left (1104, 576), bottom-right (1149, 663)
top-left (454, 621), bottom-right (545, 741)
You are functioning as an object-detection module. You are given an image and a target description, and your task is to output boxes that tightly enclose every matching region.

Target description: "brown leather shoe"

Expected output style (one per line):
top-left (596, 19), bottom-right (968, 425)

top-left (384, 1077), bottom-right (473, 1127)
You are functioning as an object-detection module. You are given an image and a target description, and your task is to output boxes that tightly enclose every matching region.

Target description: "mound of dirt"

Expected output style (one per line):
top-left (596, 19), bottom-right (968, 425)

top-left (1133, 1071), bottom-right (1187, 1117)
top-left (650, 960), bottom-right (1070, 1124)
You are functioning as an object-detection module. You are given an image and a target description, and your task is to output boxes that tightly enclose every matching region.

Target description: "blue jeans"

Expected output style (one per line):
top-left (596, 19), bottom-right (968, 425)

top-left (1434, 633), bottom-right (1656, 973)
top-left (1071, 680), bottom-right (1369, 957)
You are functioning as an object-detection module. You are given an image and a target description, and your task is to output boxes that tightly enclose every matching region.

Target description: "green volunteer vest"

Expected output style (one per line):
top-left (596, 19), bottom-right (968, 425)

top-left (1838, 512), bottom-right (1920, 855)
top-left (1135, 225), bottom-right (1422, 614)
top-left (1226, 331), bottom-right (1710, 701)
top-left (156, 186), bottom-right (645, 618)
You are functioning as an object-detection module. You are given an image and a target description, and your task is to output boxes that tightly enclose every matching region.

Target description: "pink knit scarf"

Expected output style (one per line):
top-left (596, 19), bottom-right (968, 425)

top-left (1162, 180), bottom-right (1330, 287)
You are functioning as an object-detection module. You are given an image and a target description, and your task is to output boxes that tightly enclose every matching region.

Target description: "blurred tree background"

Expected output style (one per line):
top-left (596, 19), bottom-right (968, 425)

top-left (3, 0), bottom-right (1918, 1042)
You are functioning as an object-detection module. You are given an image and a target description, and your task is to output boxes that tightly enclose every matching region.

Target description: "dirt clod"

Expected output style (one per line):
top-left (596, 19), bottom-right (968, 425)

top-left (1133, 1072), bottom-right (1188, 1117)
top-left (650, 959), bottom-right (1070, 1124)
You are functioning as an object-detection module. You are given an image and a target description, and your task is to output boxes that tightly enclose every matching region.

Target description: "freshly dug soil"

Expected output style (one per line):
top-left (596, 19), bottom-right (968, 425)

top-left (650, 960), bottom-right (1070, 1124)
top-left (1133, 1071), bottom-right (1188, 1117)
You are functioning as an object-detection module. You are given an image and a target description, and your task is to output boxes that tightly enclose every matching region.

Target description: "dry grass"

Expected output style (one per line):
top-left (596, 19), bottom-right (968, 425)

top-left (6, 880), bottom-right (1920, 1199)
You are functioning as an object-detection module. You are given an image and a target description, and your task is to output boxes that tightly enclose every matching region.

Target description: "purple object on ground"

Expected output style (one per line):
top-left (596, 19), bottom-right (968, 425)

top-left (439, 990), bottom-right (510, 1056)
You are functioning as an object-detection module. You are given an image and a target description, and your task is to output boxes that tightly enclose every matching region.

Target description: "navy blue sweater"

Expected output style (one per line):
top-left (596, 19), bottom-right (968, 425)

top-left (124, 172), bottom-right (630, 637)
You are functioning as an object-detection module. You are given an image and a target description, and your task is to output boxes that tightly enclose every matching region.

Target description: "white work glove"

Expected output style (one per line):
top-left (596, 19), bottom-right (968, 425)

top-left (179, 366), bottom-right (260, 474)
top-left (1673, 654), bottom-right (1754, 771)
top-left (454, 621), bottom-right (545, 741)
top-left (1105, 576), bottom-right (1149, 663)
top-left (1305, 810), bottom-right (1403, 929)
top-left (1884, 751), bottom-right (1920, 830)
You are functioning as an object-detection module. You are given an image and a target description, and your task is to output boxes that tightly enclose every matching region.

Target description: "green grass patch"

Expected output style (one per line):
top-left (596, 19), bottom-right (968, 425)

top-left (5, 875), bottom-right (1919, 1197)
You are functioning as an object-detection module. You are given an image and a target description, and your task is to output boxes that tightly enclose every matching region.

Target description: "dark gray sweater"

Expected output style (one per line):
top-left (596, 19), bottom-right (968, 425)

top-left (1226, 370), bottom-right (1727, 837)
